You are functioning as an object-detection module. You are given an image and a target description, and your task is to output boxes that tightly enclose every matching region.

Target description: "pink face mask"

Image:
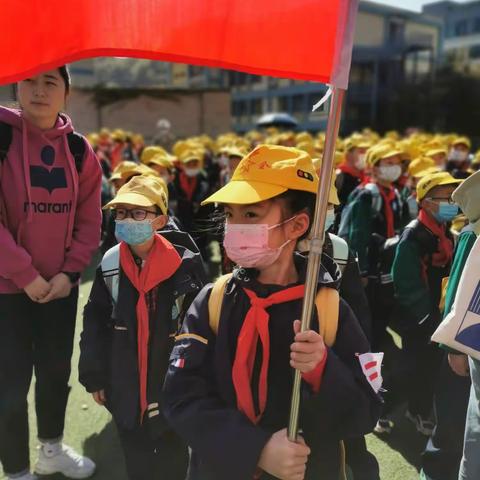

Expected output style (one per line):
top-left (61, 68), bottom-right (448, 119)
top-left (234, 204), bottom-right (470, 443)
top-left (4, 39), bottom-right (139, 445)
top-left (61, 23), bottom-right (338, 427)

top-left (223, 217), bottom-right (295, 269)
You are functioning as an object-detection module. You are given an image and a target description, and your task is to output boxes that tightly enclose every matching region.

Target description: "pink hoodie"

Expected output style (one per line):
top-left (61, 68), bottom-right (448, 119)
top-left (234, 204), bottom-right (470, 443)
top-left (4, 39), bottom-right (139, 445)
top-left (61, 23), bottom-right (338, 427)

top-left (0, 107), bottom-right (102, 294)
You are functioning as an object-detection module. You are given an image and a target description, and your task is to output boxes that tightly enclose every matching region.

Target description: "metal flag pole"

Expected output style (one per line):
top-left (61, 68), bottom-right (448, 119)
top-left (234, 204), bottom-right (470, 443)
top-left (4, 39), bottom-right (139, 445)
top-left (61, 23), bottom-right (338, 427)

top-left (288, 86), bottom-right (346, 441)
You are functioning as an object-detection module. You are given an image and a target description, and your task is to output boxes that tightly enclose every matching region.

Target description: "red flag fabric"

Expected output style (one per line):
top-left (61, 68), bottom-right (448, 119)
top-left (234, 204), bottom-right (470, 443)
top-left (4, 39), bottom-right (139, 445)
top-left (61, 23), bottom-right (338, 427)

top-left (2, 0), bottom-right (358, 87)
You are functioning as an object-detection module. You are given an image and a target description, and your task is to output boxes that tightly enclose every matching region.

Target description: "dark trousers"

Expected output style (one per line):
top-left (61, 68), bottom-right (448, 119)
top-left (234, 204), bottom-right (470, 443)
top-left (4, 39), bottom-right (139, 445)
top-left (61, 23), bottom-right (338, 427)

top-left (344, 436), bottom-right (380, 480)
top-left (366, 281), bottom-right (395, 351)
top-left (116, 423), bottom-right (188, 480)
top-left (0, 289), bottom-right (78, 475)
top-left (383, 330), bottom-right (443, 417)
top-left (422, 354), bottom-right (471, 480)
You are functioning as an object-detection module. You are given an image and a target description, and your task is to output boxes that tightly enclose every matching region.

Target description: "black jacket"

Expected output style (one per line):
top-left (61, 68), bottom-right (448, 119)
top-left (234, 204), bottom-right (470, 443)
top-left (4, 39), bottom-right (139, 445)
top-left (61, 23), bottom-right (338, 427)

top-left (391, 219), bottom-right (453, 335)
top-left (163, 253), bottom-right (382, 480)
top-left (324, 235), bottom-right (373, 342)
top-left (79, 231), bottom-right (207, 436)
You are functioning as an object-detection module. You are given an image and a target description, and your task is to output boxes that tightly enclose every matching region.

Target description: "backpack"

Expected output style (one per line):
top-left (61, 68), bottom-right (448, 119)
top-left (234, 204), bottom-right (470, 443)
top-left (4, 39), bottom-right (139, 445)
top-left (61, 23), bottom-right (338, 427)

top-left (0, 121), bottom-right (86, 172)
top-left (207, 273), bottom-right (340, 347)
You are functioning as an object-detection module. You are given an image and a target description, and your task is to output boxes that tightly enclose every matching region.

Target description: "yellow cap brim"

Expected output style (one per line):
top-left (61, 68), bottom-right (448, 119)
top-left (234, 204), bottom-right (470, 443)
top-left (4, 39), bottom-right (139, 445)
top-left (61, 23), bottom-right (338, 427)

top-left (202, 180), bottom-right (287, 205)
top-left (103, 192), bottom-right (156, 210)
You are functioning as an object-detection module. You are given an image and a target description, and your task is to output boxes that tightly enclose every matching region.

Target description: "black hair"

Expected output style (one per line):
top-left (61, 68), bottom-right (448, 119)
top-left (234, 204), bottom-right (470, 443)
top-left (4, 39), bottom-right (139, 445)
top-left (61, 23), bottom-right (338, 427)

top-left (274, 189), bottom-right (316, 240)
top-left (58, 65), bottom-right (71, 93)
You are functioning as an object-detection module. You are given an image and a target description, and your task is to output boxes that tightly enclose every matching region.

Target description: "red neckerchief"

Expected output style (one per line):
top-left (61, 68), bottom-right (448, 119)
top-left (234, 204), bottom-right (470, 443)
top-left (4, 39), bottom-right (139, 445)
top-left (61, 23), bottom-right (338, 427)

top-left (418, 209), bottom-right (453, 268)
top-left (120, 234), bottom-right (182, 422)
top-left (232, 285), bottom-right (305, 424)
top-left (179, 171), bottom-right (198, 202)
top-left (338, 162), bottom-right (365, 181)
top-left (377, 184), bottom-right (397, 238)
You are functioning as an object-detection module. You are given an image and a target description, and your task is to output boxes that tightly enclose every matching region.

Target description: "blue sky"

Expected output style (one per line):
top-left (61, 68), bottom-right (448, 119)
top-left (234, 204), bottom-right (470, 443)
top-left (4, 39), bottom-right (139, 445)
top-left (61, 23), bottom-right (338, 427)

top-left (374, 0), bottom-right (470, 12)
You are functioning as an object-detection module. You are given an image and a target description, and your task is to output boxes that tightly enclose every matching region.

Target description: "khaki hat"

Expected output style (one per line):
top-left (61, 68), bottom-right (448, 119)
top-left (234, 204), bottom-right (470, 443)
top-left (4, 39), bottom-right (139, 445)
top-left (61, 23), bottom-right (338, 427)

top-left (452, 170), bottom-right (480, 223)
top-left (104, 175), bottom-right (169, 215)
top-left (416, 171), bottom-right (463, 202)
top-left (202, 145), bottom-right (320, 205)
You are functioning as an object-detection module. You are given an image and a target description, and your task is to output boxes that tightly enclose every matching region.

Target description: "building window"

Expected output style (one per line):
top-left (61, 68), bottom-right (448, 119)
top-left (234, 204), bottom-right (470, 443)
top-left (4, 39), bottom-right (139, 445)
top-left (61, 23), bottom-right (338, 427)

top-left (292, 94), bottom-right (305, 113)
top-left (232, 100), bottom-right (248, 116)
top-left (474, 18), bottom-right (480, 33)
top-left (454, 20), bottom-right (468, 37)
top-left (278, 96), bottom-right (289, 112)
top-left (470, 45), bottom-right (480, 59)
top-left (251, 98), bottom-right (263, 115)
top-left (250, 75), bottom-right (262, 84)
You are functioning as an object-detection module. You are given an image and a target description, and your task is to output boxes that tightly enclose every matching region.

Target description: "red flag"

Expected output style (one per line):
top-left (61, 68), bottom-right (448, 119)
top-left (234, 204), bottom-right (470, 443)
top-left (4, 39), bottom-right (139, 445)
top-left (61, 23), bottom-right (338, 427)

top-left (2, 0), bottom-right (358, 86)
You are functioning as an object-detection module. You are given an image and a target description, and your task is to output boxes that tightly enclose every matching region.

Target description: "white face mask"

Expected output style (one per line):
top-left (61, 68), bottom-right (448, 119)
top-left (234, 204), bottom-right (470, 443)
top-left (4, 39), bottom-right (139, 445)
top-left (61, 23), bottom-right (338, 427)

top-left (185, 168), bottom-right (200, 178)
top-left (449, 149), bottom-right (468, 162)
top-left (378, 165), bottom-right (402, 183)
top-left (355, 154), bottom-right (367, 171)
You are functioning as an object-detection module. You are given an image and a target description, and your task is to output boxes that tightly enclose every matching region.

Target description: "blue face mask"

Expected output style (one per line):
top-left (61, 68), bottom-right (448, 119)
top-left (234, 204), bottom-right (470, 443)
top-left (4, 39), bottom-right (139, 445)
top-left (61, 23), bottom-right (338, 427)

top-left (325, 210), bottom-right (335, 231)
top-left (434, 202), bottom-right (459, 223)
top-left (115, 219), bottom-right (153, 245)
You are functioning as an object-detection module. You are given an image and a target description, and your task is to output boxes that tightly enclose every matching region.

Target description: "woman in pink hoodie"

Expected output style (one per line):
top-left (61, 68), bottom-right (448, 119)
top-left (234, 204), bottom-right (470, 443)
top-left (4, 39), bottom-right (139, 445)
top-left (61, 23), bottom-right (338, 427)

top-left (0, 66), bottom-right (101, 480)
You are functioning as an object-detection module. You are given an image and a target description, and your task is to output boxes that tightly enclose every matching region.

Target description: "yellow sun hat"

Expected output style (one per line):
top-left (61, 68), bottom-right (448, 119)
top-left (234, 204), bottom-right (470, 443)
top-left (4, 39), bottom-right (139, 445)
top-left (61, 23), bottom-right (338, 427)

top-left (104, 175), bottom-right (168, 215)
top-left (202, 145), bottom-right (319, 205)
top-left (416, 171), bottom-right (463, 202)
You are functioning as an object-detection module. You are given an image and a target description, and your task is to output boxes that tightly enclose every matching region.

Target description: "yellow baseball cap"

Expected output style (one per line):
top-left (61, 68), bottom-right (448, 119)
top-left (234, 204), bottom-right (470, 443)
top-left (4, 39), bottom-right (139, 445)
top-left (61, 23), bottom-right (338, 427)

top-left (147, 153), bottom-right (174, 169)
top-left (202, 145), bottom-right (319, 205)
top-left (408, 157), bottom-right (436, 177)
top-left (425, 148), bottom-right (448, 159)
top-left (367, 144), bottom-right (403, 167)
top-left (141, 146), bottom-right (169, 165)
top-left (220, 145), bottom-right (248, 158)
top-left (180, 149), bottom-right (203, 164)
top-left (452, 136), bottom-right (471, 149)
top-left (312, 158), bottom-right (340, 205)
top-left (121, 164), bottom-right (159, 181)
top-left (104, 175), bottom-right (169, 215)
top-left (416, 171), bottom-right (463, 202)
top-left (109, 161), bottom-right (139, 182)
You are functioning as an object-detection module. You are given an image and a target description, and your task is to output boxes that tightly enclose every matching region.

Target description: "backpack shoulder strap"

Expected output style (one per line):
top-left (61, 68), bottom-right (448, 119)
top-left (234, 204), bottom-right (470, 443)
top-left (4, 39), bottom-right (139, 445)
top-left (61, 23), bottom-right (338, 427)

top-left (315, 287), bottom-right (340, 347)
top-left (66, 131), bottom-right (87, 173)
top-left (101, 244), bottom-right (120, 305)
top-left (208, 274), bottom-right (233, 335)
top-left (329, 234), bottom-right (349, 273)
top-left (0, 122), bottom-right (13, 164)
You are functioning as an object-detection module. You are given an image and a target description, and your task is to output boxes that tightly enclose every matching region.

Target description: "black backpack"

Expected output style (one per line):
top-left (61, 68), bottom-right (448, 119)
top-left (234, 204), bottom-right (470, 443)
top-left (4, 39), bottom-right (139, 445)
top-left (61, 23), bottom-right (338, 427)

top-left (0, 121), bottom-right (86, 172)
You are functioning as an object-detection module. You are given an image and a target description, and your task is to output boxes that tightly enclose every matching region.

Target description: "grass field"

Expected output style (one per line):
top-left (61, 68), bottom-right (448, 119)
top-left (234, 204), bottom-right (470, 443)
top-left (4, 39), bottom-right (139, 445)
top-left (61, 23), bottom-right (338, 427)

top-left (1, 269), bottom-right (426, 480)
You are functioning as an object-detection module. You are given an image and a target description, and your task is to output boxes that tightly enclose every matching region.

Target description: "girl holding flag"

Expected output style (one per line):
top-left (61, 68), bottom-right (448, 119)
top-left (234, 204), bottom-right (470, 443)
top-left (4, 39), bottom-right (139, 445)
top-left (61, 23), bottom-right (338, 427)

top-left (163, 145), bottom-right (381, 480)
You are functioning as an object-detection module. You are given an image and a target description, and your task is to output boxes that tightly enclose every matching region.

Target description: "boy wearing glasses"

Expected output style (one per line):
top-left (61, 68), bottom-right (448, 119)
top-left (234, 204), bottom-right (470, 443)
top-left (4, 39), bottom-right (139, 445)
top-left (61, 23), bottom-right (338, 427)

top-left (378, 172), bottom-right (462, 436)
top-left (79, 175), bottom-right (205, 480)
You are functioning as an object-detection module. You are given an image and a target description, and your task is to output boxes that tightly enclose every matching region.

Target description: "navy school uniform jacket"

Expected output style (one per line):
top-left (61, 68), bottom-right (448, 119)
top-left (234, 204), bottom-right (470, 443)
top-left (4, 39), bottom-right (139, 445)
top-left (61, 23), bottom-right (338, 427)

top-left (79, 231), bottom-right (207, 437)
top-left (163, 253), bottom-right (382, 480)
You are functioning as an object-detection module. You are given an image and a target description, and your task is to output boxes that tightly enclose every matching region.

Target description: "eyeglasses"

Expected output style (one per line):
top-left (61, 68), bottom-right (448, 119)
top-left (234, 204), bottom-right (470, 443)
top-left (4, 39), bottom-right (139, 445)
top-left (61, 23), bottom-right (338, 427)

top-left (113, 208), bottom-right (158, 221)
top-left (425, 197), bottom-right (455, 205)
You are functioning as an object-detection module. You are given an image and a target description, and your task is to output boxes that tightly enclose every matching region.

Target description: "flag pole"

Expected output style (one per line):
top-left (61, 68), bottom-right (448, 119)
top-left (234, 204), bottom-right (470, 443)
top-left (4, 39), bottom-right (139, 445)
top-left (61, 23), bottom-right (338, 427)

top-left (288, 86), bottom-right (346, 441)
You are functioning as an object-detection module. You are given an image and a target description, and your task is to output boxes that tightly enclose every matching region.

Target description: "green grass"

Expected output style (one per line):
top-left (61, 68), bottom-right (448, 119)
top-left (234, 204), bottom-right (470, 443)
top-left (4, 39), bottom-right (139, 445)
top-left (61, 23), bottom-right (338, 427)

top-left (1, 275), bottom-right (425, 480)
